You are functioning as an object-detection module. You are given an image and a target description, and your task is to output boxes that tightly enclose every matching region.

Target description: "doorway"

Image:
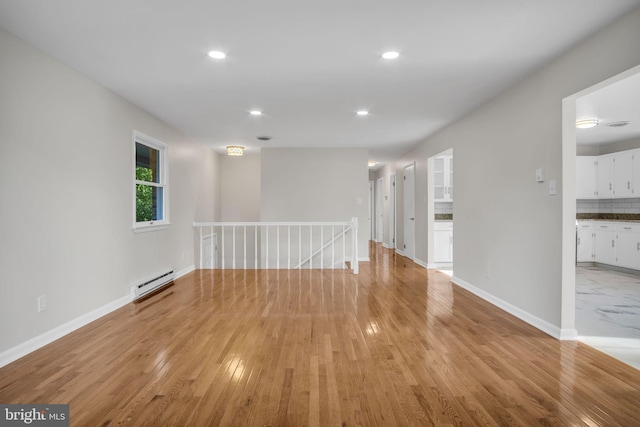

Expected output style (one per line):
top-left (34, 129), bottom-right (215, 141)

top-left (430, 149), bottom-right (454, 273)
top-left (390, 174), bottom-right (397, 249)
top-left (403, 163), bottom-right (415, 260)
top-left (376, 177), bottom-right (384, 243)
top-left (562, 64), bottom-right (640, 368)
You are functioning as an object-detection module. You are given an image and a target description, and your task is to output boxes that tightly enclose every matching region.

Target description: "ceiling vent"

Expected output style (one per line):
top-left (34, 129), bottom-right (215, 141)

top-left (257, 136), bottom-right (272, 141)
top-left (607, 121), bottom-right (631, 128)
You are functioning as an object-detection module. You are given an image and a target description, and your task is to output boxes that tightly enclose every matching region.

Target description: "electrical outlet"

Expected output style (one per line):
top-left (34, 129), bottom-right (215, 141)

top-left (38, 295), bottom-right (46, 312)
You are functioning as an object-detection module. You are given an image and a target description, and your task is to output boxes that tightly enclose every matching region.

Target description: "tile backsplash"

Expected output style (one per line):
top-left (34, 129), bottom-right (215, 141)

top-left (577, 198), bottom-right (640, 214)
top-left (435, 202), bottom-right (453, 214)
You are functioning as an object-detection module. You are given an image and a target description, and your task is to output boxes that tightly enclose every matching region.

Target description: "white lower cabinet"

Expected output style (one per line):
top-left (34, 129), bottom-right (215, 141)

top-left (576, 223), bottom-right (594, 262)
top-left (615, 223), bottom-right (640, 270)
top-left (580, 221), bottom-right (640, 270)
top-left (434, 221), bottom-right (453, 263)
top-left (594, 224), bottom-right (616, 265)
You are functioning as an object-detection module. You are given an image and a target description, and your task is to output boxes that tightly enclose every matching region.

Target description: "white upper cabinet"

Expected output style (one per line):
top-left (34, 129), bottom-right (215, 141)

top-left (434, 155), bottom-right (453, 202)
top-left (576, 156), bottom-right (598, 199)
top-left (579, 148), bottom-right (640, 199)
top-left (597, 154), bottom-right (615, 198)
top-left (633, 150), bottom-right (640, 196)
top-left (613, 150), bottom-right (634, 198)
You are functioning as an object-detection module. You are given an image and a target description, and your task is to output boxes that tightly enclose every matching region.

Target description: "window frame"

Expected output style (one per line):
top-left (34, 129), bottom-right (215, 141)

top-left (133, 130), bottom-right (169, 233)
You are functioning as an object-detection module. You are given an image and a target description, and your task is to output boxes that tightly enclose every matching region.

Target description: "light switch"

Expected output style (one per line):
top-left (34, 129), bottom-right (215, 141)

top-left (549, 179), bottom-right (556, 195)
top-left (536, 168), bottom-right (544, 182)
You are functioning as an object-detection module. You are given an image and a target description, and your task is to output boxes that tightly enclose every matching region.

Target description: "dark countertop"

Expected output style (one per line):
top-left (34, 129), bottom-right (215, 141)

top-left (577, 213), bottom-right (640, 222)
top-left (435, 214), bottom-right (453, 221)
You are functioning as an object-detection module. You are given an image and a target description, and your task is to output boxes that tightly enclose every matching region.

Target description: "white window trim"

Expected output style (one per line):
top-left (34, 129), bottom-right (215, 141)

top-left (133, 130), bottom-right (170, 233)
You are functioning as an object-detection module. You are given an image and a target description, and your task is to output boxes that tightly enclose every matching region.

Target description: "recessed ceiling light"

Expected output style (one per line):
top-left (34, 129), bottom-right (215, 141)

top-left (576, 119), bottom-right (599, 129)
top-left (250, 110), bottom-right (262, 116)
top-left (382, 51), bottom-right (399, 59)
top-left (357, 110), bottom-right (369, 116)
top-left (207, 50), bottom-right (226, 59)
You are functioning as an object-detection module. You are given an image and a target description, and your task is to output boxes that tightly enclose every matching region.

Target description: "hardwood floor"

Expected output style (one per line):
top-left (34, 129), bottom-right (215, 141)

top-left (1, 243), bottom-right (639, 426)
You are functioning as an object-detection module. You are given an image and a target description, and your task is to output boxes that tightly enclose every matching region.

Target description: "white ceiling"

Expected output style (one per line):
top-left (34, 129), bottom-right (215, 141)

top-left (576, 71), bottom-right (640, 146)
top-left (1, 1), bottom-right (639, 166)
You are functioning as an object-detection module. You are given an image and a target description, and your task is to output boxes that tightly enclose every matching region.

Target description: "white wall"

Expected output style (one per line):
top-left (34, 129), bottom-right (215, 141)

top-left (220, 154), bottom-right (261, 221)
top-left (376, 7), bottom-right (640, 335)
top-left (261, 148), bottom-right (369, 260)
top-left (0, 27), bottom-right (219, 355)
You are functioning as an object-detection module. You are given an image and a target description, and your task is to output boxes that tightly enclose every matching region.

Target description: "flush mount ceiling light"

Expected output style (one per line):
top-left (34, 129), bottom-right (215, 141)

top-left (226, 145), bottom-right (244, 156)
top-left (207, 50), bottom-right (226, 59)
top-left (357, 110), bottom-right (369, 116)
top-left (382, 51), bottom-right (399, 59)
top-left (368, 160), bottom-right (377, 167)
top-left (576, 119), bottom-right (599, 129)
top-left (249, 110), bottom-right (262, 116)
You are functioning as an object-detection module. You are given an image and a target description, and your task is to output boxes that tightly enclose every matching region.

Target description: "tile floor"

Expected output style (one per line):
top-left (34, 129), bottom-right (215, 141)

top-left (576, 265), bottom-right (640, 370)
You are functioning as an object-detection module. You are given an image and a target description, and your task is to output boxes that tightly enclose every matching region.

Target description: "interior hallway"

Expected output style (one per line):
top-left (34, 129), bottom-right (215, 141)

top-left (1, 243), bottom-right (639, 425)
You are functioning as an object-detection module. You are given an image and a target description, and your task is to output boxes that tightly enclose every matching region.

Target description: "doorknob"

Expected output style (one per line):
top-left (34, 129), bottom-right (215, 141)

top-left (410, 217), bottom-right (415, 220)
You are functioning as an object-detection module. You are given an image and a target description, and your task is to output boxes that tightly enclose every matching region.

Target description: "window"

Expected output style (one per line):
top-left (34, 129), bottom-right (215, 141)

top-left (134, 131), bottom-right (168, 232)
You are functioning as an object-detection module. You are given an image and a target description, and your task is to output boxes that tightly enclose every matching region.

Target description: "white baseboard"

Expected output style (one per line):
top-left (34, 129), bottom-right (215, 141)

top-left (560, 329), bottom-right (579, 340)
top-left (396, 249), bottom-right (406, 257)
top-left (0, 265), bottom-right (196, 369)
top-left (451, 275), bottom-right (562, 339)
top-left (0, 294), bottom-right (132, 368)
top-left (176, 264), bottom-right (195, 279)
top-left (414, 258), bottom-right (428, 269)
top-left (426, 264), bottom-right (437, 269)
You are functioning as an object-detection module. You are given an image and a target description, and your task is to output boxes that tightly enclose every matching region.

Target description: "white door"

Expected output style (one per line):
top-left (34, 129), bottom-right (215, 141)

top-left (390, 174), bottom-right (396, 249)
top-left (369, 181), bottom-right (374, 240)
top-left (403, 163), bottom-right (415, 259)
top-left (376, 178), bottom-right (384, 242)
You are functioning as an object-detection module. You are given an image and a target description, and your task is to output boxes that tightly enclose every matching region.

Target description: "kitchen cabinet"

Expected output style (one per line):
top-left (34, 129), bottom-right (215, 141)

top-left (613, 150), bottom-right (634, 198)
top-left (597, 154), bottom-right (615, 198)
top-left (434, 221), bottom-right (453, 263)
top-left (434, 155), bottom-right (453, 201)
top-left (580, 220), bottom-right (640, 271)
top-left (594, 223), bottom-right (616, 265)
top-left (615, 223), bottom-right (640, 269)
top-left (576, 222), bottom-right (594, 262)
top-left (632, 149), bottom-right (640, 196)
top-left (576, 156), bottom-right (598, 199)
top-left (582, 149), bottom-right (640, 199)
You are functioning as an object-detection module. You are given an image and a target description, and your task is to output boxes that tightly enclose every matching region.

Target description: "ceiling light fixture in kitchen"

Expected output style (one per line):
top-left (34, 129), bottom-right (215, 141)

top-left (357, 110), bottom-right (369, 116)
top-left (382, 51), bottom-right (399, 59)
top-left (207, 50), bottom-right (226, 59)
top-left (576, 119), bottom-right (599, 129)
top-left (250, 110), bottom-right (262, 116)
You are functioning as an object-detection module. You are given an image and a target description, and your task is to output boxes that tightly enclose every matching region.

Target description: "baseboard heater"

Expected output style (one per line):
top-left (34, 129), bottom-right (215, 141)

top-left (134, 270), bottom-right (175, 300)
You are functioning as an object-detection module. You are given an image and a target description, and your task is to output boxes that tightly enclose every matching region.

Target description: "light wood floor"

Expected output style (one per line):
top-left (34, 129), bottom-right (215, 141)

top-left (1, 243), bottom-right (639, 426)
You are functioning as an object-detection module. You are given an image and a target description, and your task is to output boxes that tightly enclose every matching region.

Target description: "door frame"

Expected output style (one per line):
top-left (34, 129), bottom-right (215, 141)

top-left (403, 162), bottom-right (416, 260)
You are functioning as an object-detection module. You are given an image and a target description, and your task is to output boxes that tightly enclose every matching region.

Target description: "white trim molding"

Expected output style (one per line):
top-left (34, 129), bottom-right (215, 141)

top-left (0, 294), bottom-right (131, 368)
top-left (451, 276), bottom-right (562, 339)
top-left (0, 266), bottom-right (195, 368)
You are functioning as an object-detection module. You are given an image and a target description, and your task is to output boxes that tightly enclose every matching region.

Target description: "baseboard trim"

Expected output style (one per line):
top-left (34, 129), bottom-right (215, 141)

top-left (426, 264), bottom-right (437, 269)
top-left (0, 264), bottom-right (197, 369)
top-left (0, 294), bottom-right (132, 368)
top-left (175, 264), bottom-right (195, 279)
top-left (451, 275), bottom-right (562, 339)
top-left (414, 258), bottom-right (428, 269)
